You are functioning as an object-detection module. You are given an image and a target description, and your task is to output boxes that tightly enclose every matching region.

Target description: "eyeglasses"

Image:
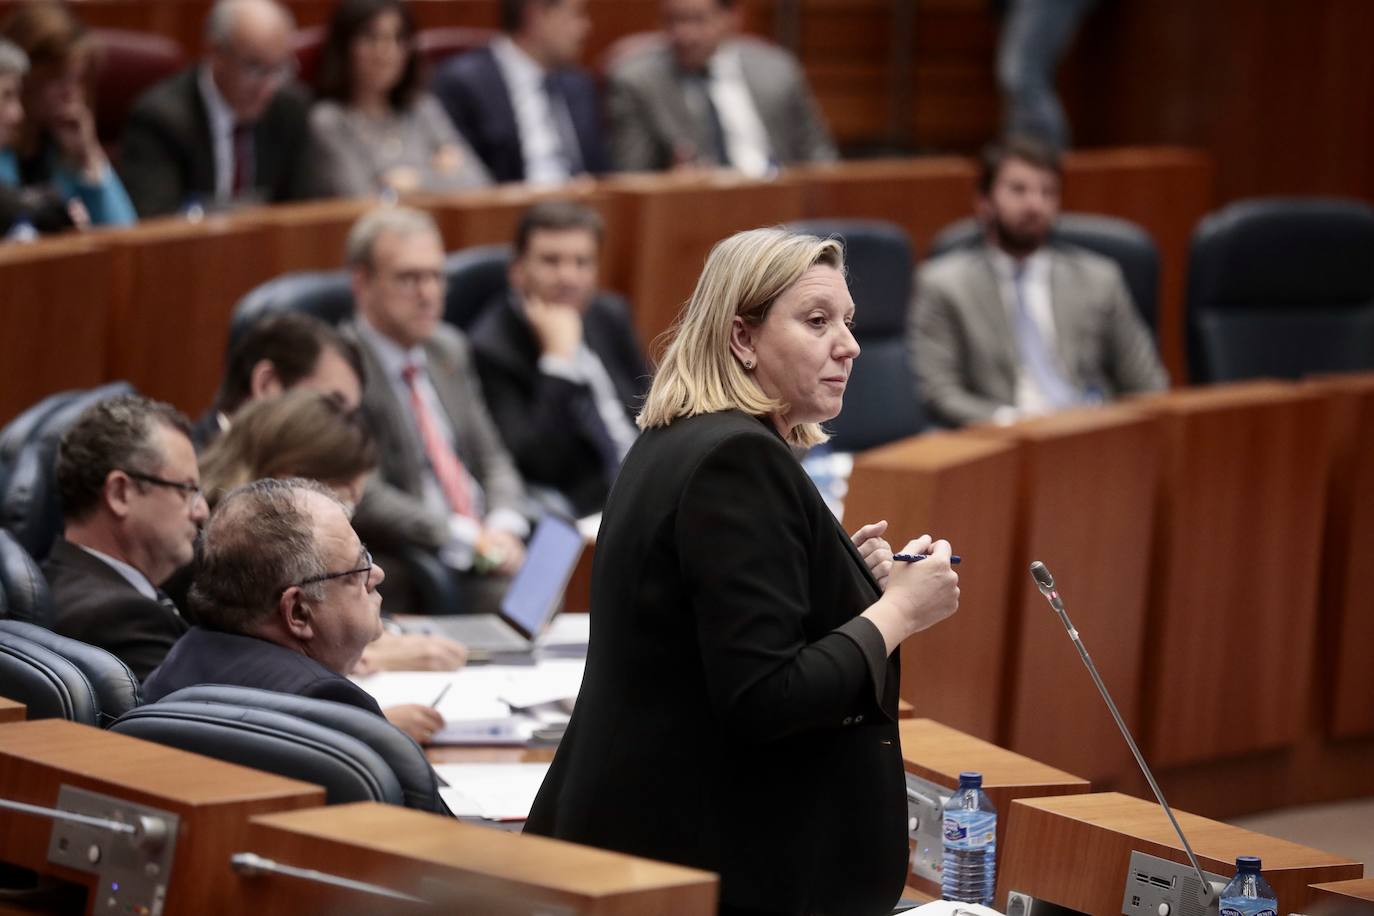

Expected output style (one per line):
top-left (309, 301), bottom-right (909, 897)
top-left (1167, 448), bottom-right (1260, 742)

top-left (121, 470), bottom-right (204, 508)
top-left (290, 547), bottom-right (374, 591)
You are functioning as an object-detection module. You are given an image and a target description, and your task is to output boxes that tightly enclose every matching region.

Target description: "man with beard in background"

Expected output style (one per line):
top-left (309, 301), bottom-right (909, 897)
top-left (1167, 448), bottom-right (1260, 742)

top-left (908, 135), bottom-right (1166, 427)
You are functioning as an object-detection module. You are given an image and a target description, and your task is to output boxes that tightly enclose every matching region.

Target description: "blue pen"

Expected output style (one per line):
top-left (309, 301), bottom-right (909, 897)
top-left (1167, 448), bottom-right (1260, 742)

top-left (893, 554), bottom-right (962, 564)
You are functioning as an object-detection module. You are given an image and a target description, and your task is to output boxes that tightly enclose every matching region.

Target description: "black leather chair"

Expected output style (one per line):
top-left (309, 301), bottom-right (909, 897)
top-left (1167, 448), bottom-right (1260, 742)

top-left (444, 244), bottom-right (512, 331)
top-left (1186, 197), bottom-right (1374, 384)
top-left (0, 381), bottom-right (135, 561)
top-left (113, 690), bottom-right (447, 814)
top-left (786, 219), bottom-right (927, 451)
top-left (928, 213), bottom-right (1161, 334)
top-left (156, 685), bottom-right (446, 814)
top-left (0, 621), bottom-right (141, 725)
top-left (0, 529), bottom-right (53, 627)
top-left (0, 391), bottom-right (73, 490)
top-left (226, 270), bottom-right (354, 352)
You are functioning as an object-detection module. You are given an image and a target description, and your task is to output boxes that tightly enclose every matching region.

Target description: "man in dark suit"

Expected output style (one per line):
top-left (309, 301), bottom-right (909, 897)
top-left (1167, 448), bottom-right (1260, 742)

top-left (117, 0), bottom-right (315, 217)
top-left (44, 395), bottom-right (208, 681)
top-left (471, 201), bottom-right (647, 517)
top-left (431, 0), bottom-right (608, 184)
top-left (340, 206), bottom-right (530, 614)
top-left (142, 477), bottom-right (384, 715)
top-left (605, 0), bottom-right (836, 174)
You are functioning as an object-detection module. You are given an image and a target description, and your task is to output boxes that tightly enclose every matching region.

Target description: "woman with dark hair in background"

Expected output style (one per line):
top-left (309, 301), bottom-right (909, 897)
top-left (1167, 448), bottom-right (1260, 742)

top-left (198, 388), bottom-right (470, 745)
top-left (308, 0), bottom-right (489, 196)
top-left (0, 1), bottom-right (135, 227)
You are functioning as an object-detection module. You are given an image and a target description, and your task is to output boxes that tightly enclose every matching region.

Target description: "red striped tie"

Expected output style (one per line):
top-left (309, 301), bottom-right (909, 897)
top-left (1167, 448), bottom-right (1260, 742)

top-left (401, 363), bottom-right (475, 518)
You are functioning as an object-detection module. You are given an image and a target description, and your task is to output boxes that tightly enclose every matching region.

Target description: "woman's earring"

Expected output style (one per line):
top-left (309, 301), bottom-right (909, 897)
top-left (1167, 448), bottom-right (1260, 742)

top-left (743, 359), bottom-right (754, 370)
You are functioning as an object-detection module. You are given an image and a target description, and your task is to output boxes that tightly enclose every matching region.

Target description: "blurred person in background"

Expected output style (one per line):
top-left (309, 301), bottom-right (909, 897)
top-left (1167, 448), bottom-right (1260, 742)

top-left (310, 0), bottom-right (489, 197)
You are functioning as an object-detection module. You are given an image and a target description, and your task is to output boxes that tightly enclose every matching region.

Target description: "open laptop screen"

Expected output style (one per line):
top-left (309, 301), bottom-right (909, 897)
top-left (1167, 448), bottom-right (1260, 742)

top-left (499, 513), bottom-right (585, 641)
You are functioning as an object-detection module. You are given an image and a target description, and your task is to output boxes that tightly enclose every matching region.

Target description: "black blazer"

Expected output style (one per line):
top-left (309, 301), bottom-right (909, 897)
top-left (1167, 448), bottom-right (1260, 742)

top-left (142, 626), bottom-right (384, 715)
top-left (524, 411), bottom-right (907, 915)
top-left (117, 67), bottom-right (317, 217)
top-left (431, 46), bottom-right (609, 184)
top-left (42, 539), bottom-right (189, 682)
top-left (469, 294), bottom-right (648, 516)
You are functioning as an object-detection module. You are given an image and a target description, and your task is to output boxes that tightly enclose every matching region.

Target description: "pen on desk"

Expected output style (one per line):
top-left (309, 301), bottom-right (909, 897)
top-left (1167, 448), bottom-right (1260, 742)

top-left (429, 682), bottom-right (452, 708)
top-left (893, 553), bottom-right (962, 564)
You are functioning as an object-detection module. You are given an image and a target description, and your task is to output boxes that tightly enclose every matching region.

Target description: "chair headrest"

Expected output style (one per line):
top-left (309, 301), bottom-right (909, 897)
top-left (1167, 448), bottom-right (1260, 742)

top-left (0, 530), bottom-right (53, 627)
top-left (0, 629), bottom-right (101, 725)
top-left (111, 701), bottom-right (406, 807)
top-left (1189, 197), bottom-right (1374, 308)
top-left (0, 620), bottom-right (140, 724)
top-left (227, 271), bottom-right (354, 351)
top-left (159, 684), bottom-right (445, 813)
top-left (443, 244), bottom-right (513, 330)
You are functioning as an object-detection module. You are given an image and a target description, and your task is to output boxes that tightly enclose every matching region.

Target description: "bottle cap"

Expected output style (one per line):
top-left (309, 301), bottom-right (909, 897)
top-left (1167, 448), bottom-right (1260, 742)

top-left (958, 772), bottom-right (983, 788)
top-left (1235, 855), bottom-right (1262, 872)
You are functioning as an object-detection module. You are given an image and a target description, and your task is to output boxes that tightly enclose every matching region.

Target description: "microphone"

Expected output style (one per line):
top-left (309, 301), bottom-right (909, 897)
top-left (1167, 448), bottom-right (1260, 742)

top-left (1028, 561), bottom-right (1224, 908)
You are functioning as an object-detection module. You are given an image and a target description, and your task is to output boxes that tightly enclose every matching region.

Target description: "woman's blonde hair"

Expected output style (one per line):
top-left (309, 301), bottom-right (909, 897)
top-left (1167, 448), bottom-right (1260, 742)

top-left (199, 388), bottom-right (377, 507)
top-left (638, 227), bottom-right (845, 448)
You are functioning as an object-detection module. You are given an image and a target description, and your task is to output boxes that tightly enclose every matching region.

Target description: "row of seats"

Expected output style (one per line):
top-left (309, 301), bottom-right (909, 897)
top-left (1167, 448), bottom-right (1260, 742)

top-left (0, 615), bottom-right (446, 813)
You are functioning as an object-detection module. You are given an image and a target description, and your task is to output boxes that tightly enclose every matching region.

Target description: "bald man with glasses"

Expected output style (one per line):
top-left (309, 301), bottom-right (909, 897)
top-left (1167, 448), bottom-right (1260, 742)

top-left (143, 477), bottom-right (389, 714)
top-left (45, 395), bottom-right (210, 681)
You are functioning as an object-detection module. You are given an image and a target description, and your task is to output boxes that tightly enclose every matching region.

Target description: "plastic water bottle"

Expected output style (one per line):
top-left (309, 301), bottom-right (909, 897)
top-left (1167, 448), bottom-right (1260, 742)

top-left (941, 771), bottom-right (997, 905)
top-left (1219, 855), bottom-right (1278, 916)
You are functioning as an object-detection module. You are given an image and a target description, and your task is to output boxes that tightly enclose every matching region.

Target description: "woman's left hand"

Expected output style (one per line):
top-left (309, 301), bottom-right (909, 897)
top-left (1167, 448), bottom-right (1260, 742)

top-left (851, 519), bottom-right (893, 591)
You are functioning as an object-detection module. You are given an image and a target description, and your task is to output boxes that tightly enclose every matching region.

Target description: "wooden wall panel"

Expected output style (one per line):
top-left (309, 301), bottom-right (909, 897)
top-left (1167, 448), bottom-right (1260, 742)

top-left (966, 406), bottom-right (1160, 788)
top-left (0, 238), bottom-right (111, 426)
top-left (104, 216), bottom-right (277, 415)
top-left (1135, 383), bottom-right (1330, 768)
top-left (844, 433), bottom-right (1019, 740)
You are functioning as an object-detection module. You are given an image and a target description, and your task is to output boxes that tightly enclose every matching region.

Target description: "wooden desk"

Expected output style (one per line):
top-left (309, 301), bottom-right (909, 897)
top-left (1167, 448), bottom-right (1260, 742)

top-left (1310, 878), bottom-right (1374, 914)
top-left (999, 792), bottom-right (1362, 915)
top-left (1304, 373), bottom-right (1374, 739)
top-left (238, 801), bottom-right (717, 914)
top-left (104, 215), bottom-right (278, 414)
top-left (899, 717), bottom-right (1090, 900)
top-left (0, 236), bottom-right (111, 426)
top-left (965, 405), bottom-right (1160, 787)
top-left (844, 432), bottom-right (1019, 740)
top-left (1133, 382), bottom-right (1331, 767)
top-left (236, 198), bottom-right (375, 274)
top-left (0, 719), bottom-right (324, 914)
top-left (0, 696), bottom-right (24, 723)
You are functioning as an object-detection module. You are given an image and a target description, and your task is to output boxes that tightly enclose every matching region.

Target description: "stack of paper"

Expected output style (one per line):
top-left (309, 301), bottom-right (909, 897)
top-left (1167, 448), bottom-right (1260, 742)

top-left (435, 763), bottom-right (551, 821)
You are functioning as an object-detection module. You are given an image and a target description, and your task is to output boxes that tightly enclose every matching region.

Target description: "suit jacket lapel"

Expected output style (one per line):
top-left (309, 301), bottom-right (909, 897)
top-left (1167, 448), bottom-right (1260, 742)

top-left (423, 336), bottom-right (476, 471)
top-left (973, 249), bottom-right (1019, 389)
top-left (1048, 251), bottom-right (1081, 380)
top-left (734, 43), bottom-right (783, 160)
top-left (352, 324), bottom-right (427, 495)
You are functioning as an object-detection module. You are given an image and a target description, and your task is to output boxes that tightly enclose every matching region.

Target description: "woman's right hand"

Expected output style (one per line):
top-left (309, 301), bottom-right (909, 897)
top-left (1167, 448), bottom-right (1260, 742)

top-left (863, 535), bottom-right (960, 655)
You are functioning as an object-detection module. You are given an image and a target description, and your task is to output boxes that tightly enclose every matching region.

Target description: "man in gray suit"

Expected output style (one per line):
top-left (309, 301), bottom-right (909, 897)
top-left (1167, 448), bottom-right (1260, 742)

top-left (341, 207), bottom-right (529, 613)
top-left (605, 0), bottom-right (835, 175)
top-left (909, 136), bottom-right (1167, 426)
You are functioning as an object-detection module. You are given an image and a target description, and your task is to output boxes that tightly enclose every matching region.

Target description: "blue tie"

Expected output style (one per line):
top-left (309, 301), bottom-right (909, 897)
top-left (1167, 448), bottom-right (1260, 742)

top-left (1012, 264), bottom-right (1078, 409)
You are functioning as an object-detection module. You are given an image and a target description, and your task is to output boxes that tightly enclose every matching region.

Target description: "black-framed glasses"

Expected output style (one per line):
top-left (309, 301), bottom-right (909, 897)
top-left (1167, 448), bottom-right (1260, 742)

top-left (121, 470), bottom-right (204, 507)
top-left (289, 547), bottom-right (374, 591)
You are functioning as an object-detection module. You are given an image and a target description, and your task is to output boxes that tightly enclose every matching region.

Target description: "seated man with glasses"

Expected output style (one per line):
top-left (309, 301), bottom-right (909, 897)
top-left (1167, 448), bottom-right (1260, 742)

top-left (142, 477), bottom-right (387, 715)
top-left (45, 395), bottom-right (209, 681)
top-left (117, 0), bottom-right (316, 217)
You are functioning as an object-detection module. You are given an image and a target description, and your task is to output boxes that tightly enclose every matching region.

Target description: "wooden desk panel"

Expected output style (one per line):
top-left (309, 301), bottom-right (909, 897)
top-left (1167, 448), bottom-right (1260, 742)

top-left (899, 718), bottom-right (1090, 901)
top-left (601, 173), bottom-right (805, 350)
top-left (966, 405), bottom-right (1160, 787)
top-left (790, 157), bottom-right (978, 254)
top-left (1001, 793), bottom-right (1362, 915)
top-left (0, 696), bottom-right (24, 723)
top-left (240, 802), bottom-right (717, 914)
top-left (844, 432), bottom-right (1019, 740)
top-left (1134, 383), bottom-right (1331, 768)
top-left (1059, 147), bottom-right (1216, 384)
top-left (0, 719), bottom-right (324, 914)
top-left (1304, 373), bottom-right (1374, 739)
top-left (0, 238), bottom-right (111, 427)
top-left (104, 216), bottom-right (277, 415)
top-left (239, 198), bottom-right (376, 274)
top-left (1310, 878), bottom-right (1374, 914)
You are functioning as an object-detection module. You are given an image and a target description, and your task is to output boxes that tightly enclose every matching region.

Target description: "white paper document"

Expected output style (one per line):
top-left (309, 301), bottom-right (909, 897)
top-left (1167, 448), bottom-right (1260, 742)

top-left (435, 763), bottom-right (551, 821)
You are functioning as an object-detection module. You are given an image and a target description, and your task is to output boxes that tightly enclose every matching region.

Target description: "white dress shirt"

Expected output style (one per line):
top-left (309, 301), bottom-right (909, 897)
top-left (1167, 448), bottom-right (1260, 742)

top-left (490, 35), bottom-right (571, 185)
top-left (197, 66), bottom-right (238, 202)
top-left (705, 45), bottom-right (773, 179)
top-left (989, 247), bottom-right (1064, 420)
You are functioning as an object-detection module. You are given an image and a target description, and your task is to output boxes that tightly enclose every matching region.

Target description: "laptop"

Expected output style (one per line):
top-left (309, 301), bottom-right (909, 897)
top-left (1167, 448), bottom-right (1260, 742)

top-left (406, 513), bottom-right (585, 659)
